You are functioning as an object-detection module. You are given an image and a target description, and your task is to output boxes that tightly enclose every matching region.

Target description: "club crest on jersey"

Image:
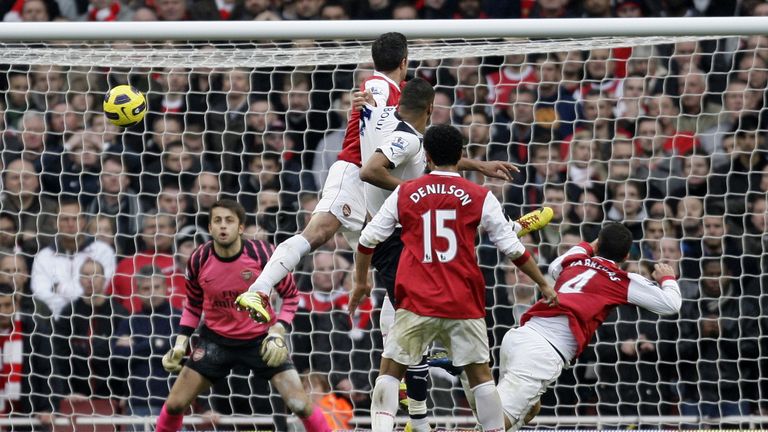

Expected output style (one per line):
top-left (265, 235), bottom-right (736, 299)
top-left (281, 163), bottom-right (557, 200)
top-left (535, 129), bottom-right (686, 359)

top-left (191, 347), bottom-right (205, 361)
top-left (241, 270), bottom-right (253, 281)
top-left (342, 204), bottom-right (352, 217)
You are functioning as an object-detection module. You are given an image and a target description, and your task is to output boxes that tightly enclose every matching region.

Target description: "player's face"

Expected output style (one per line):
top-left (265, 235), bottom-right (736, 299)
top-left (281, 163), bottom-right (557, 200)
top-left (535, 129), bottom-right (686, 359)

top-left (209, 207), bottom-right (244, 248)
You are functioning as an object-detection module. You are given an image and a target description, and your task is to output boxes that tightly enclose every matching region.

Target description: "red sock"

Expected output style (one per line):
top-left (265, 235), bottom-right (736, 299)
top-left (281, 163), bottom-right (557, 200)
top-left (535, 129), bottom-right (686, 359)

top-left (155, 404), bottom-right (184, 432)
top-left (300, 406), bottom-right (331, 432)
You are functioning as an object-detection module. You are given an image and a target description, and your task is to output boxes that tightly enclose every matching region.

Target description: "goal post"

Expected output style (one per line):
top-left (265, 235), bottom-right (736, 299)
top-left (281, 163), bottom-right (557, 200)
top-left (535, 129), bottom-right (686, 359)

top-left (0, 18), bottom-right (766, 430)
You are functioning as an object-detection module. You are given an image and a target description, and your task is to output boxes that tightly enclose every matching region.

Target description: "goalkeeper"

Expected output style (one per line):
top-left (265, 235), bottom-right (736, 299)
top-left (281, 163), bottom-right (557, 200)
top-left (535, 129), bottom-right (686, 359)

top-left (156, 199), bottom-right (330, 432)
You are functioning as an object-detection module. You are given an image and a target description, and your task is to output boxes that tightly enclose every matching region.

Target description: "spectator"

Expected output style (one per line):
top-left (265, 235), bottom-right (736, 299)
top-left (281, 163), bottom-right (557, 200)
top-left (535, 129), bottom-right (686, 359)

top-left (157, 183), bottom-right (191, 229)
top-left (39, 131), bottom-right (101, 203)
top-left (52, 259), bottom-right (128, 403)
top-left (528, 0), bottom-right (574, 18)
top-left (86, 155), bottom-right (142, 257)
top-left (112, 265), bottom-right (180, 422)
top-left (700, 79), bottom-right (747, 169)
top-left (0, 215), bottom-right (17, 251)
top-left (0, 158), bottom-right (57, 254)
top-left (0, 283), bottom-right (56, 425)
top-left (155, 0), bottom-right (188, 20)
top-left (5, 72), bottom-right (32, 129)
top-left (320, 0), bottom-right (349, 19)
top-left (303, 371), bottom-right (353, 431)
top-left (206, 68), bottom-right (251, 184)
top-left (453, 0), bottom-right (487, 18)
top-left (30, 198), bottom-right (116, 317)
top-left (392, 0), bottom-right (417, 19)
top-left (676, 258), bottom-right (759, 421)
top-left (311, 92), bottom-right (351, 188)
top-left (85, 0), bottom-right (133, 20)
top-left (676, 69), bottom-right (721, 134)
top-left (189, 171), bottom-right (220, 229)
top-left (0, 251), bottom-right (51, 318)
top-left (110, 212), bottom-right (184, 312)
top-left (606, 181), bottom-right (647, 239)
top-left (18, 111), bottom-right (46, 166)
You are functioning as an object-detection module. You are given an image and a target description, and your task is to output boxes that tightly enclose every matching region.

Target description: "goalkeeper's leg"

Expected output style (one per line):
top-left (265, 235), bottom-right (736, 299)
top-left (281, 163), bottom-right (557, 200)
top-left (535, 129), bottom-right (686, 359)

top-left (157, 367), bottom-right (213, 432)
top-left (248, 213), bottom-right (339, 294)
top-left (271, 369), bottom-right (331, 432)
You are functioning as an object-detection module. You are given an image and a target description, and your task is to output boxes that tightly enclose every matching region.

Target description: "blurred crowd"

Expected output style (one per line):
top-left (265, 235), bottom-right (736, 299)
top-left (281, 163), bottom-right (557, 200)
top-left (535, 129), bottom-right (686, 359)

top-left (0, 0), bottom-right (767, 430)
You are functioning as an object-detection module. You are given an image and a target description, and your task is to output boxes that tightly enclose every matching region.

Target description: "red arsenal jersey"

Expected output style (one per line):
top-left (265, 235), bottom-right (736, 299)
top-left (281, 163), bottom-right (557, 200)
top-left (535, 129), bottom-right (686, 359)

top-left (394, 174), bottom-right (494, 319)
top-left (337, 72), bottom-right (402, 166)
top-left (521, 242), bottom-right (630, 356)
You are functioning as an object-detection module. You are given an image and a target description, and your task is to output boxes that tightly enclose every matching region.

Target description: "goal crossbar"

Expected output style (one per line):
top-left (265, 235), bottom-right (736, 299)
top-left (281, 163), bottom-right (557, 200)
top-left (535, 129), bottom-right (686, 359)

top-left (0, 17), bottom-right (766, 41)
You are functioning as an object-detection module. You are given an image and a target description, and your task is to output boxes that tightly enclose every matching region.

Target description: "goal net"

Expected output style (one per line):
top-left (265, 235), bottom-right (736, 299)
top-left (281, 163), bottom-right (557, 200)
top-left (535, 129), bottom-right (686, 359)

top-left (0, 26), bottom-right (764, 430)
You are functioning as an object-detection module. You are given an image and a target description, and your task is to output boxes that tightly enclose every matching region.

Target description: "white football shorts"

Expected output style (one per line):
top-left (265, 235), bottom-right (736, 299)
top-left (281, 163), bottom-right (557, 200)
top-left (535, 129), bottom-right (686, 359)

top-left (314, 160), bottom-right (367, 233)
top-left (383, 308), bottom-right (490, 367)
top-left (497, 325), bottom-right (565, 431)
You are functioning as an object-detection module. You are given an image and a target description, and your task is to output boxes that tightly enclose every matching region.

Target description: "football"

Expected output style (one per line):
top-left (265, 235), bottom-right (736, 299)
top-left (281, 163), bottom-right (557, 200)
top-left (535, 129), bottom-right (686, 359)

top-left (103, 85), bottom-right (147, 127)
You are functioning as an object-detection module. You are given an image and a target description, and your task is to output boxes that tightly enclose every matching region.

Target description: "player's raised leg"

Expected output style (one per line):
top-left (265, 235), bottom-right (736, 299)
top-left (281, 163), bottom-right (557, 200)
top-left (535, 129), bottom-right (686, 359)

top-left (271, 369), bottom-right (331, 432)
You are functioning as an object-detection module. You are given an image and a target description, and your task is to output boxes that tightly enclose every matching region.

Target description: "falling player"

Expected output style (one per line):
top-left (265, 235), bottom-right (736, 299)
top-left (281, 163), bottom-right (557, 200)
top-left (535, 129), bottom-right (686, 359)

top-left (496, 222), bottom-right (681, 430)
top-left (349, 125), bottom-right (558, 432)
top-left (155, 200), bottom-right (330, 432)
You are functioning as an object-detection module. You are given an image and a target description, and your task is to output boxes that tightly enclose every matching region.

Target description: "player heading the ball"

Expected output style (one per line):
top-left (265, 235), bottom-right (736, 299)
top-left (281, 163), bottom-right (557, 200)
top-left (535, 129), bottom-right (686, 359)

top-left (349, 124), bottom-right (557, 432)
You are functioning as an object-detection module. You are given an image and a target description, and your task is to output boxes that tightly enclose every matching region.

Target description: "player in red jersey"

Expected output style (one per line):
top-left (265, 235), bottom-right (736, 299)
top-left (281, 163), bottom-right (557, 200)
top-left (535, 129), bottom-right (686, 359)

top-left (241, 33), bottom-right (517, 314)
top-left (241, 32), bottom-right (410, 305)
top-left (154, 200), bottom-right (330, 432)
top-left (496, 222), bottom-right (682, 430)
top-left (349, 125), bottom-right (557, 432)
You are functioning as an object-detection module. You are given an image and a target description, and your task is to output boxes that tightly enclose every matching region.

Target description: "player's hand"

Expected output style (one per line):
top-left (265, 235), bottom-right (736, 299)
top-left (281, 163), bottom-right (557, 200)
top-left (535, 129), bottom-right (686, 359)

top-left (475, 160), bottom-right (519, 181)
top-left (260, 322), bottom-right (289, 367)
top-left (352, 90), bottom-right (375, 110)
top-left (162, 335), bottom-right (188, 374)
top-left (348, 283), bottom-right (372, 317)
top-left (539, 284), bottom-right (559, 307)
top-left (235, 291), bottom-right (273, 323)
top-left (651, 263), bottom-right (676, 283)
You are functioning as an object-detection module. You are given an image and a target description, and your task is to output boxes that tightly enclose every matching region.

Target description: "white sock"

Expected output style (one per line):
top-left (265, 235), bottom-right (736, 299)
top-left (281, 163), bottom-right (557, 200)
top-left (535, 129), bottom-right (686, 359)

top-left (372, 375), bottom-right (400, 432)
top-left (460, 371), bottom-right (477, 415)
top-left (471, 381), bottom-right (505, 432)
top-left (409, 416), bottom-right (430, 432)
top-left (249, 234), bottom-right (311, 294)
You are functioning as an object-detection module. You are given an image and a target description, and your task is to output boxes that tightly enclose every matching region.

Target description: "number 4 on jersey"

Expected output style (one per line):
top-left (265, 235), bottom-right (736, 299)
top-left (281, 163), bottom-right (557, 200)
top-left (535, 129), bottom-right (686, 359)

top-left (559, 270), bottom-right (597, 294)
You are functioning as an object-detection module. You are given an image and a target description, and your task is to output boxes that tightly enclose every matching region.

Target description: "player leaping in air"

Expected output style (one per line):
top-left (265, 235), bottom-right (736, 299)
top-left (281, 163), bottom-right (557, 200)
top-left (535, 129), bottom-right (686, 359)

top-left (236, 32), bottom-right (518, 320)
top-left (155, 200), bottom-right (330, 432)
top-left (348, 125), bottom-right (558, 432)
top-left (494, 222), bottom-right (681, 431)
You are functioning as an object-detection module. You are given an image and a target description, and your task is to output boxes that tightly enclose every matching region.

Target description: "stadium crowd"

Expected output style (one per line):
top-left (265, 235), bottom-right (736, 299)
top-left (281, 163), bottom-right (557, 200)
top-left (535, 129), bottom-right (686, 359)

top-left (0, 0), bottom-right (767, 429)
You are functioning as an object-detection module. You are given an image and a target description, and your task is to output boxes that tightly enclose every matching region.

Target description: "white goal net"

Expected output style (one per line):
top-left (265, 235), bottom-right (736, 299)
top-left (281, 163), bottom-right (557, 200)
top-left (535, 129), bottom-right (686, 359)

top-left (0, 23), bottom-right (765, 430)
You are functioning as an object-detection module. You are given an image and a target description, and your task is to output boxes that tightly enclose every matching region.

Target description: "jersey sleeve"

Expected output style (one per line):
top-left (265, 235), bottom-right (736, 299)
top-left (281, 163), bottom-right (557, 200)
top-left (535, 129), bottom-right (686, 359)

top-left (376, 131), bottom-right (421, 169)
top-left (364, 78), bottom-right (391, 108)
top-left (359, 186), bottom-right (400, 252)
top-left (480, 191), bottom-right (526, 259)
top-left (180, 247), bottom-right (205, 331)
top-left (548, 242), bottom-right (593, 280)
top-left (626, 273), bottom-right (682, 315)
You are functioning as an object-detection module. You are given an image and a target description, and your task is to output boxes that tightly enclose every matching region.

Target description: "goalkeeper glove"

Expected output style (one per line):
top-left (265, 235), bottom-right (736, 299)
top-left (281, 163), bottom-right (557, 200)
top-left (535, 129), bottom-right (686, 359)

top-left (162, 335), bottom-right (188, 374)
top-left (260, 322), bottom-right (288, 367)
top-left (235, 291), bottom-right (273, 323)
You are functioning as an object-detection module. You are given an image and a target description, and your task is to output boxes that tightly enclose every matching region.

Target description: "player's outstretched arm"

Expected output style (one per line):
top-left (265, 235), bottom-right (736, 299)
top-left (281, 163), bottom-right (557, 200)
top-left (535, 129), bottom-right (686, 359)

top-left (457, 158), bottom-right (519, 181)
top-left (627, 263), bottom-right (682, 315)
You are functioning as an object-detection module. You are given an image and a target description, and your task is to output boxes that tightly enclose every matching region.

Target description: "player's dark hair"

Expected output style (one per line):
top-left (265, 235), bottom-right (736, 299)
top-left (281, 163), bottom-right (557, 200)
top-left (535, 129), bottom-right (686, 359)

top-left (596, 222), bottom-right (633, 263)
top-left (399, 78), bottom-right (434, 114)
top-left (372, 32), bottom-right (408, 72)
top-left (424, 124), bottom-right (464, 167)
top-left (210, 199), bottom-right (246, 225)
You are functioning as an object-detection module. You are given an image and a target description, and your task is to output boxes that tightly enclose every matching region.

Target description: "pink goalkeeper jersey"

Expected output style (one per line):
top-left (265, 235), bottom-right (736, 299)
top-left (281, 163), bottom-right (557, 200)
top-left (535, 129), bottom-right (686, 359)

top-left (180, 239), bottom-right (298, 340)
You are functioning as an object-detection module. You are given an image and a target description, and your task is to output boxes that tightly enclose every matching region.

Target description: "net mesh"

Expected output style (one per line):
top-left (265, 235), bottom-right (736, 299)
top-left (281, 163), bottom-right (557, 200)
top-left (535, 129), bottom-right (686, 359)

top-left (0, 34), bottom-right (766, 430)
